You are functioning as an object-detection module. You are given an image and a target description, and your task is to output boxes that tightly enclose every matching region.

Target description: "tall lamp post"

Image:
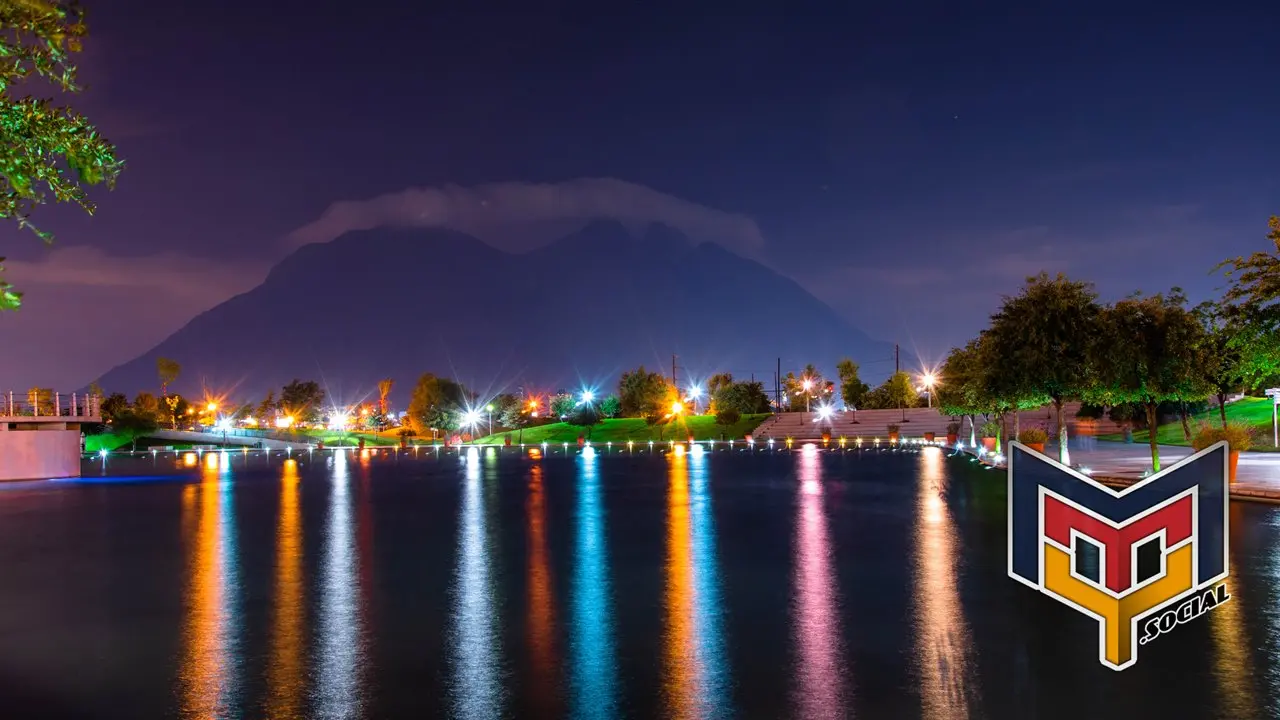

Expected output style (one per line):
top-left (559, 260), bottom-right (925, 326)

top-left (802, 378), bottom-right (813, 413)
top-left (486, 404), bottom-right (494, 436)
top-left (922, 373), bottom-right (937, 409)
top-left (1266, 388), bottom-right (1280, 447)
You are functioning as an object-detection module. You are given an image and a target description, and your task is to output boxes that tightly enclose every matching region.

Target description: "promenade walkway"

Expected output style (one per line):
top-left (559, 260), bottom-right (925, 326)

top-left (1031, 441), bottom-right (1280, 502)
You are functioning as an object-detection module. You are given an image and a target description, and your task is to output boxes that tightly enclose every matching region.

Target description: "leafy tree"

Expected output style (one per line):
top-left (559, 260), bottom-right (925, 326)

top-left (985, 272), bottom-right (1101, 464)
top-left (405, 373), bottom-right (470, 436)
top-left (111, 409), bottom-right (157, 451)
top-left (567, 405), bottom-right (601, 429)
top-left (1190, 301), bottom-right (1245, 430)
top-left (782, 364), bottom-right (825, 411)
top-left (835, 358), bottom-right (870, 411)
top-left (156, 357), bottom-right (180, 397)
top-left (281, 379), bottom-right (326, 423)
top-left (1215, 218), bottom-right (1280, 389)
top-left (25, 386), bottom-right (52, 412)
top-left (618, 366), bottom-right (672, 417)
top-left (599, 395), bottom-right (621, 418)
top-left (100, 392), bottom-right (127, 422)
top-left (499, 397), bottom-right (530, 429)
top-left (1087, 289), bottom-right (1208, 472)
top-left (549, 392), bottom-right (576, 419)
top-left (256, 391), bottom-right (278, 424)
top-left (0, 0), bottom-right (123, 310)
top-left (706, 373), bottom-right (734, 396)
top-left (163, 393), bottom-right (188, 428)
top-left (712, 380), bottom-right (771, 414)
top-left (864, 371), bottom-right (918, 412)
top-left (377, 378), bottom-right (394, 416)
top-left (715, 408), bottom-right (741, 425)
top-left (132, 391), bottom-right (161, 422)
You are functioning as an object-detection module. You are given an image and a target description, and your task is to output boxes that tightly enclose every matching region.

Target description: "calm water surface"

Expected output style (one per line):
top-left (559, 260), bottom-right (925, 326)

top-left (1, 445), bottom-right (1278, 719)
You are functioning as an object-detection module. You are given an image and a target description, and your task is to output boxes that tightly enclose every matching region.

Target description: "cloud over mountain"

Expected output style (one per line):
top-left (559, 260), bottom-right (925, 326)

top-left (286, 178), bottom-right (768, 258)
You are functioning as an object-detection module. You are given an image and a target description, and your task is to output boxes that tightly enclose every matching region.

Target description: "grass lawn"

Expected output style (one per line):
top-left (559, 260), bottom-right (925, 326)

top-left (1099, 397), bottom-right (1280, 451)
top-left (293, 428), bottom-right (402, 446)
top-left (472, 414), bottom-right (770, 445)
top-left (84, 431), bottom-right (137, 453)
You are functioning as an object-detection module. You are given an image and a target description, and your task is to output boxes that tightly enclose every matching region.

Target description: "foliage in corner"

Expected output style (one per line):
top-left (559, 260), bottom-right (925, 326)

top-left (0, 0), bottom-right (123, 310)
top-left (1190, 422), bottom-right (1254, 453)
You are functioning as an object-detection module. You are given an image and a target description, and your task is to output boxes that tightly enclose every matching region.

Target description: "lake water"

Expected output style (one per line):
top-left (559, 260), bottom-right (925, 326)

top-left (0, 444), bottom-right (1278, 719)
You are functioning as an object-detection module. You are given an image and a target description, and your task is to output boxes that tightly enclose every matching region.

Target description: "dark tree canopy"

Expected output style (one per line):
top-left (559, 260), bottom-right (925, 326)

top-left (280, 379), bottom-right (326, 423)
top-left (617, 366), bottom-right (672, 417)
top-left (835, 358), bottom-right (870, 409)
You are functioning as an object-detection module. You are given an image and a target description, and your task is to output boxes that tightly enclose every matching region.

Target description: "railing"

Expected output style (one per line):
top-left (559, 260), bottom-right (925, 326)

top-left (1, 392), bottom-right (101, 419)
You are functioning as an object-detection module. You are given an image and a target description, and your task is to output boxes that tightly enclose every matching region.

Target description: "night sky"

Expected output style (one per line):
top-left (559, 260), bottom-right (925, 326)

top-left (4, 1), bottom-right (1278, 390)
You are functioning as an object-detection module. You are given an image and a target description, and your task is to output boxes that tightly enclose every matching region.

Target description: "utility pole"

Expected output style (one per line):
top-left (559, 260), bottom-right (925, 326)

top-left (895, 343), bottom-right (899, 374)
top-left (776, 357), bottom-right (782, 411)
top-left (672, 354), bottom-right (678, 388)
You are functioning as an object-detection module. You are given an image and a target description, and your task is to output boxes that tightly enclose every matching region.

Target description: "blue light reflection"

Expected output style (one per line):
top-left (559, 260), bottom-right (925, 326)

top-left (570, 446), bottom-right (618, 719)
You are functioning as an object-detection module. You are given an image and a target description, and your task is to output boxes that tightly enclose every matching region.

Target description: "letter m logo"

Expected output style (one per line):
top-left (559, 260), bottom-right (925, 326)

top-left (1007, 441), bottom-right (1229, 671)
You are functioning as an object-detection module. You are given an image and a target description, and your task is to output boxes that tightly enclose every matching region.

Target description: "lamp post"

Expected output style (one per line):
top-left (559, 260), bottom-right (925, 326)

top-left (486, 404), bottom-right (494, 436)
top-left (802, 378), bottom-right (813, 413)
top-left (922, 373), bottom-right (936, 409)
top-left (1266, 388), bottom-right (1280, 447)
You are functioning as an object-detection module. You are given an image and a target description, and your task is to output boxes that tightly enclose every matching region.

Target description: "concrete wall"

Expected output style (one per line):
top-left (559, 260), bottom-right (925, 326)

top-left (151, 428), bottom-right (315, 450)
top-left (0, 429), bottom-right (81, 481)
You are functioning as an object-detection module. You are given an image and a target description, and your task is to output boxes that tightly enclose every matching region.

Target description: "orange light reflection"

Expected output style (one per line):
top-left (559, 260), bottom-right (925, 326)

top-left (267, 459), bottom-right (304, 716)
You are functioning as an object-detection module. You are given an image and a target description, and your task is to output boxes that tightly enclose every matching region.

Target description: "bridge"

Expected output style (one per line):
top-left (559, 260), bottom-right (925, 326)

top-left (2, 392), bottom-right (102, 481)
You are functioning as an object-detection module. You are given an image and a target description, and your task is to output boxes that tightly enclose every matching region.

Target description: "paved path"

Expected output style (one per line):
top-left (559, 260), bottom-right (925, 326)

top-left (1018, 441), bottom-right (1280, 502)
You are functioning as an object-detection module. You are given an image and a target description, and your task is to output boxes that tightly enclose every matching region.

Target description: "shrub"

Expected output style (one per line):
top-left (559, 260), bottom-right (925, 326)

top-left (1191, 423), bottom-right (1254, 453)
top-left (567, 406), bottom-right (601, 427)
top-left (946, 422), bottom-right (961, 435)
top-left (1017, 427), bottom-right (1049, 444)
top-left (715, 408), bottom-right (741, 425)
top-left (599, 395), bottom-right (622, 419)
top-left (887, 423), bottom-right (901, 433)
top-left (979, 420), bottom-right (1002, 437)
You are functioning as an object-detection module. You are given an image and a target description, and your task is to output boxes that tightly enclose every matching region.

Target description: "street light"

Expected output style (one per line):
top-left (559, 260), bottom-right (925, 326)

top-left (922, 372), bottom-right (937, 408)
top-left (802, 378), bottom-right (813, 412)
top-left (462, 409), bottom-right (482, 443)
top-left (580, 390), bottom-right (595, 405)
top-left (688, 385), bottom-right (702, 413)
top-left (486, 404), bottom-right (494, 436)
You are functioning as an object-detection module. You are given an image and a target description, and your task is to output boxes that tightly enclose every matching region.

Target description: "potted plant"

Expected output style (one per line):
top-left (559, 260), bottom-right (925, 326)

top-left (1017, 426), bottom-right (1049, 454)
top-left (1191, 423), bottom-right (1253, 483)
top-left (946, 422), bottom-right (961, 446)
top-left (887, 423), bottom-right (901, 443)
top-left (924, 431), bottom-right (936, 442)
top-left (979, 420), bottom-right (1001, 452)
top-left (822, 431), bottom-right (831, 443)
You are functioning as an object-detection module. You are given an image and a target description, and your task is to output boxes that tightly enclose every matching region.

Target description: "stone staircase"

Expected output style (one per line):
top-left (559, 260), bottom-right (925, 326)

top-left (749, 402), bottom-right (1125, 441)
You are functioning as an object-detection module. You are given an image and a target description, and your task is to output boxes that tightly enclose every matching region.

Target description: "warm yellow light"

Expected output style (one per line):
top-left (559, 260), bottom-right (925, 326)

top-left (529, 400), bottom-right (538, 409)
top-left (671, 401), bottom-right (683, 414)
top-left (923, 373), bottom-right (937, 387)
top-left (361, 407), bottom-right (370, 415)
top-left (206, 402), bottom-right (217, 412)
top-left (182, 452), bottom-right (198, 467)
top-left (275, 415), bottom-right (295, 429)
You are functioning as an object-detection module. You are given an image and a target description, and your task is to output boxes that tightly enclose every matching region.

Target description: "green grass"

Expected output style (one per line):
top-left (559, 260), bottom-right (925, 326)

top-left (472, 414), bottom-right (770, 445)
top-left (1099, 397), bottom-right (1279, 451)
top-left (84, 431), bottom-right (137, 452)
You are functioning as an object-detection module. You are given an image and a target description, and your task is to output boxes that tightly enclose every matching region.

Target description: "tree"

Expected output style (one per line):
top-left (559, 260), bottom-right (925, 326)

top-left (281, 379), bottom-right (325, 423)
top-left (549, 392), bottom-right (576, 419)
top-left (1193, 301), bottom-right (1245, 429)
top-left (835, 358), bottom-right (870, 412)
top-left (599, 395), bottom-right (621, 418)
top-left (0, 0), bottom-right (124, 310)
top-left (864, 371), bottom-right (918, 413)
top-left (256, 391), bottom-right (279, 424)
top-left (132, 391), bottom-right (161, 422)
top-left (707, 373), bottom-right (734, 397)
top-left (783, 364), bottom-right (825, 411)
top-left (25, 386), bottom-right (52, 413)
top-left (618, 366), bottom-right (673, 417)
top-left (985, 272), bottom-right (1100, 464)
top-left (712, 380), bottom-right (772, 415)
top-left (937, 341), bottom-right (986, 446)
top-left (100, 392), bottom-right (127, 422)
top-left (377, 378), bottom-right (394, 416)
top-left (1087, 289), bottom-right (1208, 472)
top-left (111, 409), bottom-right (157, 451)
top-left (156, 357), bottom-right (180, 397)
top-left (715, 408), bottom-right (741, 426)
top-left (405, 373), bottom-right (470, 436)
top-left (1215, 217), bottom-right (1280, 390)
top-left (567, 405), bottom-right (601, 430)
top-left (163, 393), bottom-right (187, 429)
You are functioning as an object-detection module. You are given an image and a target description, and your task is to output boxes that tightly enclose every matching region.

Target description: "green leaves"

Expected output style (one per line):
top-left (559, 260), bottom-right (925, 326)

top-left (0, 0), bottom-right (122, 310)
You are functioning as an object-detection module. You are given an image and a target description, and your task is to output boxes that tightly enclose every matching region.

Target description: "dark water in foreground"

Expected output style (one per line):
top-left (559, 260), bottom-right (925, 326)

top-left (1, 445), bottom-right (1279, 719)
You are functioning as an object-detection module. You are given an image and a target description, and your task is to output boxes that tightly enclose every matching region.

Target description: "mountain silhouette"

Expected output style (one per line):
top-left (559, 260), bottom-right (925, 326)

top-left (93, 222), bottom-right (895, 404)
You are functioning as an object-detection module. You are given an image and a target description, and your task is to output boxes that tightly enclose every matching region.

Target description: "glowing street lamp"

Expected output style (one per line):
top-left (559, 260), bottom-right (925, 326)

top-left (462, 408), bottom-right (483, 443)
top-left (801, 378), bottom-right (813, 412)
top-left (671, 400), bottom-right (684, 415)
top-left (921, 372), bottom-right (938, 408)
top-left (580, 390), bottom-right (595, 405)
top-left (485, 404), bottom-right (494, 436)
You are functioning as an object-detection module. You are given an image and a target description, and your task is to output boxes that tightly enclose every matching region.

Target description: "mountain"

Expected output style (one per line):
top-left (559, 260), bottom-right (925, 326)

top-left (94, 222), bottom-right (896, 404)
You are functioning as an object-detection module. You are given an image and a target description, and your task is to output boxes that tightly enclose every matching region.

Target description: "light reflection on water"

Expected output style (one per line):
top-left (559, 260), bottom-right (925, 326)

top-left (914, 446), bottom-right (980, 718)
top-left (570, 446), bottom-right (619, 719)
top-left (179, 451), bottom-right (241, 718)
top-left (791, 443), bottom-right (849, 718)
top-left (449, 447), bottom-right (503, 719)
top-left (526, 463), bottom-right (560, 715)
top-left (663, 445), bottom-right (732, 718)
top-left (267, 458), bottom-right (305, 718)
top-left (38, 446), bottom-right (1275, 718)
top-left (315, 448), bottom-right (364, 718)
